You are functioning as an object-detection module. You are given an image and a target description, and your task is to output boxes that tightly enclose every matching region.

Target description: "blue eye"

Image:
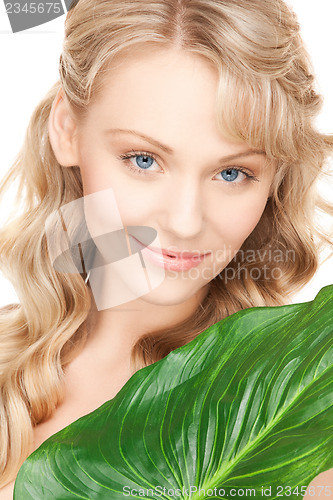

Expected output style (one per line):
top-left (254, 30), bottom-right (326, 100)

top-left (134, 155), bottom-right (155, 169)
top-left (119, 151), bottom-right (159, 175)
top-left (220, 168), bottom-right (239, 182)
top-left (215, 167), bottom-right (258, 184)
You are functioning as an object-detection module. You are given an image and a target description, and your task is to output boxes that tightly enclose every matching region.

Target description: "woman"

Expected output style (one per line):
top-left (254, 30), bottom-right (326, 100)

top-left (0, 0), bottom-right (332, 496)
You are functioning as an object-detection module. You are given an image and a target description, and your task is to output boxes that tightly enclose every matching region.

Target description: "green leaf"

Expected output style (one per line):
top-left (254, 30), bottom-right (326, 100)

top-left (14, 285), bottom-right (333, 499)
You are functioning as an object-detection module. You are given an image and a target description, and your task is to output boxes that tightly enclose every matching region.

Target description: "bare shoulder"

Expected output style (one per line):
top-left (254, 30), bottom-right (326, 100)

top-left (305, 467), bottom-right (333, 499)
top-left (0, 479), bottom-right (15, 500)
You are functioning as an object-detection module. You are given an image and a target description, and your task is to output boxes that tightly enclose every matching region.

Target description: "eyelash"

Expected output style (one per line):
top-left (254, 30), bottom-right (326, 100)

top-left (119, 150), bottom-right (160, 176)
top-left (118, 150), bottom-right (259, 184)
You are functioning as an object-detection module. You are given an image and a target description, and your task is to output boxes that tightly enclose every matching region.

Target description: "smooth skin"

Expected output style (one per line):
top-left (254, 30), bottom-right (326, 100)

top-left (1, 47), bottom-right (330, 498)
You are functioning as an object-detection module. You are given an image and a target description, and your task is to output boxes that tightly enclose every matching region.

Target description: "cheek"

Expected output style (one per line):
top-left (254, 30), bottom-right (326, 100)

top-left (80, 164), bottom-right (109, 197)
top-left (77, 135), bottom-right (114, 195)
top-left (80, 168), bottom-right (154, 240)
top-left (214, 195), bottom-right (268, 248)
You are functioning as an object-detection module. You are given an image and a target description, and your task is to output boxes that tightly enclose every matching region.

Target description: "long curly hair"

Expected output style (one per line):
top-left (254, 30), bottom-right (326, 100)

top-left (0, 0), bottom-right (332, 486)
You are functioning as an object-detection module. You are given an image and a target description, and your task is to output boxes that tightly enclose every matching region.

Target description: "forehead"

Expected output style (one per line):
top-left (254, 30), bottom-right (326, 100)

top-left (83, 46), bottom-right (275, 166)
top-left (86, 47), bottom-right (223, 140)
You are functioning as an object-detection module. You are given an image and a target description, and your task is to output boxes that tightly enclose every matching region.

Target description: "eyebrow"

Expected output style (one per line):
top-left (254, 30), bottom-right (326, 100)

top-left (105, 128), bottom-right (266, 162)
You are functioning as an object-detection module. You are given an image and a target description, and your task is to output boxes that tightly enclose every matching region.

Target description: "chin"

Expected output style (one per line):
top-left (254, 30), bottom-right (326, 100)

top-left (88, 262), bottom-right (210, 310)
top-left (137, 277), bottom-right (208, 307)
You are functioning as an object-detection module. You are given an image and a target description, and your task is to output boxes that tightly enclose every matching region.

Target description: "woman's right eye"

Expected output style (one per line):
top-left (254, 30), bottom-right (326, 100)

top-left (118, 151), bottom-right (161, 175)
top-left (130, 154), bottom-right (156, 170)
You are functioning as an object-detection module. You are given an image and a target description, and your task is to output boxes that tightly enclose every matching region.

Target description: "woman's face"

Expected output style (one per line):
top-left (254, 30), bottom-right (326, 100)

top-left (73, 47), bottom-right (276, 307)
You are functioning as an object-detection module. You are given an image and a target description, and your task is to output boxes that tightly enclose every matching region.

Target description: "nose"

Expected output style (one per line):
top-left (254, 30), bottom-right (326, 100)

top-left (162, 177), bottom-right (205, 239)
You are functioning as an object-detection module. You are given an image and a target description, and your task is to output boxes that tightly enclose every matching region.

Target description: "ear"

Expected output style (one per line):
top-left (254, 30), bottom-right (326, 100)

top-left (48, 88), bottom-right (80, 167)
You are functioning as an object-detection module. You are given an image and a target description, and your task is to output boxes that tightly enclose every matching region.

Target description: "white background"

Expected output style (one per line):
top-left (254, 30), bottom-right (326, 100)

top-left (0, 0), bottom-right (332, 307)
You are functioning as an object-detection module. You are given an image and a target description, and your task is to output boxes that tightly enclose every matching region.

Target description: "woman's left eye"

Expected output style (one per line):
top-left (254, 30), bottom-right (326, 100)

top-left (215, 167), bottom-right (259, 184)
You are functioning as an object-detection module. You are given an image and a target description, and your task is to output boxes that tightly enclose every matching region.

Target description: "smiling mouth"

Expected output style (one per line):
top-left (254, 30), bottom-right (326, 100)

top-left (128, 234), bottom-right (210, 271)
top-left (130, 236), bottom-right (209, 260)
top-left (161, 250), bottom-right (206, 260)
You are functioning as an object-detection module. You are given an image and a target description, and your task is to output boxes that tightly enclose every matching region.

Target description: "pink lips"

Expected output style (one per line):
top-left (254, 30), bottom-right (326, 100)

top-left (130, 236), bottom-right (210, 271)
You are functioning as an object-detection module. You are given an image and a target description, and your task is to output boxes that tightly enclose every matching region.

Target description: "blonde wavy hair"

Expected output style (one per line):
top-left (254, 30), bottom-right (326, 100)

top-left (0, 0), bottom-right (332, 487)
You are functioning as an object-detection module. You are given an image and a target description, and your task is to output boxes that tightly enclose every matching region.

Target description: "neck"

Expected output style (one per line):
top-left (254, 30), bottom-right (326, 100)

top-left (80, 279), bottom-right (209, 371)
